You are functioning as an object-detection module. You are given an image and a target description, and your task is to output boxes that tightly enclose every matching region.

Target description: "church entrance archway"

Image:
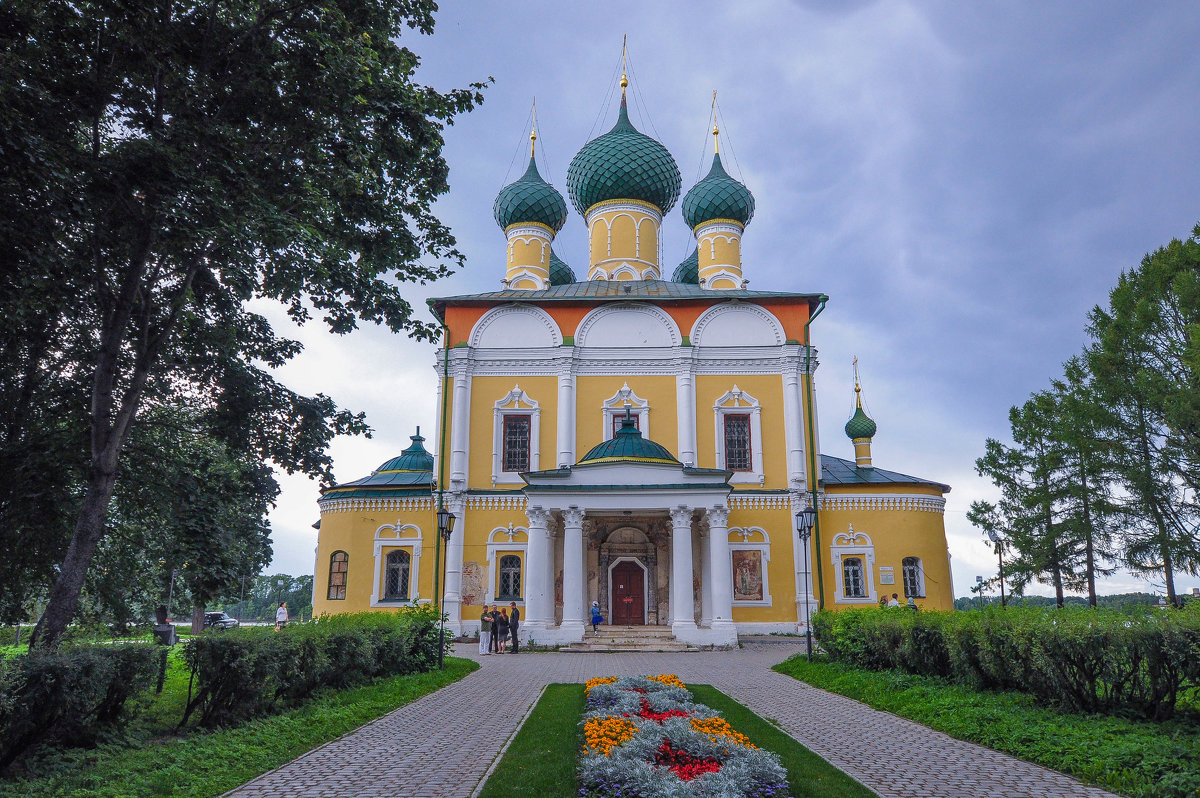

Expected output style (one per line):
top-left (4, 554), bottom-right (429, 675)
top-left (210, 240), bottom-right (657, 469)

top-left (610, 559), bottom-right (647, 625)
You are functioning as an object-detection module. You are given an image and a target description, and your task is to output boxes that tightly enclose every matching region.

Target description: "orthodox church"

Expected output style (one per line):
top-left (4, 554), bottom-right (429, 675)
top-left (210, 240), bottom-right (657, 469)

top-left (311, 75), bottom-right (954, 645)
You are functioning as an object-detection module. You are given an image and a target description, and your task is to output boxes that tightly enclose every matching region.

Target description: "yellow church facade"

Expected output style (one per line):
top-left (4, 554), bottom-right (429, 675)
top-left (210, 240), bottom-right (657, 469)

top-left (312, 82), bottom-right (954, 645)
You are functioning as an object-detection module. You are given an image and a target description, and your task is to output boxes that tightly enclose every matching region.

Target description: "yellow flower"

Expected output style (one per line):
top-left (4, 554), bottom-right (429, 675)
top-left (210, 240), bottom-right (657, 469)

top-left (582, 715), bottom-right (638, 757)
top-left (648, 673), bottom-right (686, 690)
top-left (584, 676), bottom-right (618, 695)
top-left (690, 716), bottom-right (756, 749)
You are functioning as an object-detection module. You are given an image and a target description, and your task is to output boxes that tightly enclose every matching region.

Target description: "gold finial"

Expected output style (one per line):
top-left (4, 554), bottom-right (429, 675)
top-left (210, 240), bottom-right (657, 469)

top-left (852, 356), bottom-right (863, 407)
top-left (620, 35), bottom-right (628, 95)
top-left (712, 90), bottom-right (719, 154)
top-left (530, 99), bottom-right (537, 157)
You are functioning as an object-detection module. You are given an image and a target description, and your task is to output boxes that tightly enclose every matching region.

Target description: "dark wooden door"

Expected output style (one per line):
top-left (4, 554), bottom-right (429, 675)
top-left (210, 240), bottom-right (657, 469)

top-left (611, 561), bottom-right (645, 625)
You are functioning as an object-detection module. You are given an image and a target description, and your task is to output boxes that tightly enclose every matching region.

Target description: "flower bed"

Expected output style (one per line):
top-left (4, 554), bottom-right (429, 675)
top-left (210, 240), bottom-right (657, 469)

top-left (579, 675), bottom-right (791, 797)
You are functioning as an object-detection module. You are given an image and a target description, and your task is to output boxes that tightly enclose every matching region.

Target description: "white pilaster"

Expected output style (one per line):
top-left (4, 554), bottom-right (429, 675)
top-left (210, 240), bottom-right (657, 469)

top-left (676, 364), bottom-right (696, 466)
top-left (670, 506), bottom-right (698, 638)
top-left (524, 506), bottom-right (551, 637)
top-left (449, 368), bottom-right (472, 490)
top-left (699, 527), bottom-right (713, 627)
top-left (561, 507), bottom-right (586, 639)
top-left (706, 504), bottom-right (737, 644)
top-left (783, 366), bottom-right (806, 486)
top-left (556, 370), bottom-right (575, 467)
top-left (443, 493), bottom-right (465, 635)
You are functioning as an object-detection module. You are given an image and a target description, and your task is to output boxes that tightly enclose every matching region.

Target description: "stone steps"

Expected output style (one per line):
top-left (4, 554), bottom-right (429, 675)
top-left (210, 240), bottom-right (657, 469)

top-left (562, 625), bottom-right (700, 653)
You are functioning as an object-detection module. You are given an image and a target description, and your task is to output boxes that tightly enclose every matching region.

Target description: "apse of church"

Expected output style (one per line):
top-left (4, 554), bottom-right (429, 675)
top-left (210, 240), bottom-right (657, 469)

top-left (311, 73), bottom-right (954, 645)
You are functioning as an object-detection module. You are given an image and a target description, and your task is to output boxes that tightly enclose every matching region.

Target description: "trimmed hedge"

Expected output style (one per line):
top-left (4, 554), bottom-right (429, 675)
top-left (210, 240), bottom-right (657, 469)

top-left (0, 643), bottom-right (160, 769)
top-left (181, 608), bottom-right (441, 728)
top-left (811, 605), bottom-right (1200, 720)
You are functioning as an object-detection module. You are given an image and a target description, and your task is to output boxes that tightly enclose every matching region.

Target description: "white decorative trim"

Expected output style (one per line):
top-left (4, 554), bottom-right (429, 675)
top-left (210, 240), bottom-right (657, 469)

top-left (602, 382), bottom-right (650, 441)
top-left (575, 303), bottom-right (683, 348)
top-left (831, 524), bottom-right (877, 604)
top-left (371, 523), bottom-right (424, 607)
top-left (691, 304), bottom-right (786, 348)
top-left (713, 385), bottom-right (765, 485)
top-left (699, 270), bottom-right (743, 291)
top-left (585, 201), bottom-right (663, 228)
top-left (820, 494), bottom-right (946, 514)
top-left (436, 345), bottom-right (817, 378)
top-left (486, 525), bottom-right (528, 603)
top-left (466, 494), bottom-right (528, 511)
top-left (492, 385), bottom-right (541, 486)
top-left (728, 526), bottom-right (772, 607)
top-left (728, 494), bottom-right (790, 510)
top-left (469, 304), bottom-right (563, 348)
top-left (695, 220), bottom-right (744, 238)
top-left (504, 269), bottom-right (548, 291)
top-left (319, 496), bottom-right (433, 514)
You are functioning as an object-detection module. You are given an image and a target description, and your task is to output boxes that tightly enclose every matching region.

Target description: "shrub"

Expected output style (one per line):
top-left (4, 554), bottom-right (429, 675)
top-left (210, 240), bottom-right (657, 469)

top-left (0, 643), bottom-right (159, 770)
top-left (811, 606), bottom-right (1200, 720)
top-left (181, 607), bottom-right (439, 728)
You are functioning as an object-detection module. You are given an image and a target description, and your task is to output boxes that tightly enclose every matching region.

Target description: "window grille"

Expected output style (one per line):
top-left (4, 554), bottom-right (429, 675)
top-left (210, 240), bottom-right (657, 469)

top-left (328, 551), bottom-right (348, 600)
top-left (724, 414), bottom-right (752, 471)
top-left (843, 557), bottom-right (866, 598)
top-left (502, 415), bottom-right (531, 472)
top-left (903, 557), bottom-right (925, 598)
top-left (384, 550), bottom-right (411, 600)
top-left (498, 554), bottom-right (522, 600)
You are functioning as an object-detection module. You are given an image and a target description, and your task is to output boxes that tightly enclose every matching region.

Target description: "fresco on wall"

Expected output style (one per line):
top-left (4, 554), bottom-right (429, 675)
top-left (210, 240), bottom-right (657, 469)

top-left (732, 550), bottom-right (763, 602)
top-left (461, 562), bottom-right (483, 606)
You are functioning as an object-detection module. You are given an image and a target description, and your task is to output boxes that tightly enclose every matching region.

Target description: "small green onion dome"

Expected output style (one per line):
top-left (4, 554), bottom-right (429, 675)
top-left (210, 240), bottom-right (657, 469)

top-left (566, 97), bottom-right (682, 217)
top-left (682, 152), bottom-right (755, 229)
top-left (671, 247), bottom-right (699, 283)
top-left (548, 249), bottom-right (576, 285)
top-left (377, 429), bottom-right (435, 473)
top-left (844, 405), bottom-right (877, 440)
top-left (578, 414), bottom-right (679, 465)
top-left (493, 156), bottom-right (568, 233)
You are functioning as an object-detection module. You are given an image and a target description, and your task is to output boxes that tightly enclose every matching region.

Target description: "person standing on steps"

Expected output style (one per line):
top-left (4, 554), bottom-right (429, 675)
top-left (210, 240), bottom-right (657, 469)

top-left (590, 601), bottom-right (603, 635)
top-left (509, 601), bottom-right (520, 653)
top-left (479, 605), bottom-right (493, 655)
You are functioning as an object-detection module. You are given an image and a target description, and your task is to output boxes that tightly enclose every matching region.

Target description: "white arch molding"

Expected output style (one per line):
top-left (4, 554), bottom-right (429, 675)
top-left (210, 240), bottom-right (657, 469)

top-left (691, 303), bottom-right (785, 347)
top-left (469, 304), bottom-right (562, 349)
top-left (371, 522), bottom-right (424, 607)
top-left (486, 525), bottom-right (529, 604)
top-left (575, 303), bottom-right (682, 348)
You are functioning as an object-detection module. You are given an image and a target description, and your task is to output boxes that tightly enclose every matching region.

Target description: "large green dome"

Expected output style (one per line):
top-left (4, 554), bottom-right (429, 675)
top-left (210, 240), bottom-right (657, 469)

top-left (567, 98), bottom-right (681, 217)
top-left (548, 249), bottom-right (576, 285)
top-left (682, 152), bottom-right (755, 229)
top-left (671, 247), bottom-right (698, 283)
top-left (377, 429), bottom-right (436, 473)
top-left (579, 414), bottom-right (679, 465)
top-left (844, 405), bottom-right (877, 440)
top-left (493, 156), bottom-right (568, 232)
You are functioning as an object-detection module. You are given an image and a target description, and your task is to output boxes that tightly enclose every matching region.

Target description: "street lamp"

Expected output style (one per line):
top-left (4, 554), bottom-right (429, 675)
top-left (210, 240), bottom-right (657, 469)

top-left (436, 508), bottom-right (456, 670)
top-left (795, 506), bottom-right (818, 660)
top-left (985, 530), bottom-right (1007, 608)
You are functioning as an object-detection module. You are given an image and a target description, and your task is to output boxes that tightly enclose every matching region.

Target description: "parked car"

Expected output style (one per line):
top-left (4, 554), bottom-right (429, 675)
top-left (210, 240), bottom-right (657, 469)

top-left (204, 611), bottom-right (239, 630)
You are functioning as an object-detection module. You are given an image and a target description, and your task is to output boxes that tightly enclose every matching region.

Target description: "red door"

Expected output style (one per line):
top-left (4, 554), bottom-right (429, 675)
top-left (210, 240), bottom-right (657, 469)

top-left (611, 561), bottom-right (645, 625)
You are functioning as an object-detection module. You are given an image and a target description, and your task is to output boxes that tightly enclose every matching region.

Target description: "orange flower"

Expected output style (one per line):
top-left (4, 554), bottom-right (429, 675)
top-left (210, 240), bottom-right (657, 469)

top-left (648, 673), bottom-right (686, 690)
top-left (583, 715), bottom-right (639, 757)
top-left (691, 716), bottom-right (756, 749)
top-left (584, 676), bottom-right (618, 695)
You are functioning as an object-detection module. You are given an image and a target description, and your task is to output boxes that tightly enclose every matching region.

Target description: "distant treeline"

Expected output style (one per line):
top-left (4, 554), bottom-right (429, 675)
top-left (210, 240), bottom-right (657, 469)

top-left (952, 592), bottom-right (1171, 611)
top-left (213, 574), bottom-right (313, 622)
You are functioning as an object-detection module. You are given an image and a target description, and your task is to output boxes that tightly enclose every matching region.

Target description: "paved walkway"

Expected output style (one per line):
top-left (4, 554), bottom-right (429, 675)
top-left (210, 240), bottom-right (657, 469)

top-left (228, 642), bottom-right (1118, 798)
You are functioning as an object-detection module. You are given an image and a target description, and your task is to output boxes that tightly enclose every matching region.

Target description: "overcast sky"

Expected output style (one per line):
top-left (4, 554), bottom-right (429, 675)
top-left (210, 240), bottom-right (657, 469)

top-left (257, 1), bottom-right (1200, 598)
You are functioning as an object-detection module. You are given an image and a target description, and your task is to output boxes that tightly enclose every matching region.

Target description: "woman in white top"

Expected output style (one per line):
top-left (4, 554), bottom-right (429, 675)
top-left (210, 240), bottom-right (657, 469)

top-left (275, 601), bottom-right (288, 630)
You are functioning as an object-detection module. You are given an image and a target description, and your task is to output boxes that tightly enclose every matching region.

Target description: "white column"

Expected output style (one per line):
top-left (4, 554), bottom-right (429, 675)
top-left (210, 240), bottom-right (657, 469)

top-left (670, 506), bottom-right (698, 639)
top-left (676, 365), bottom-right (696, 466)
top-left (561, 507), bottom-right (586, 639)
top-left (783, 365), bottom-right (806, 486)
top-left (556, 370), bottom-right (575, 467)
top-left (449, 367), bottom-right (472, 490)
top-left (699, 527), bottom-right (713, 627)
top-left (706, 504), bottom-right (737, 644)
top-left (523, 506), bottom-right (551, 637)
top-left (443, 494), bottom-right (466, 635)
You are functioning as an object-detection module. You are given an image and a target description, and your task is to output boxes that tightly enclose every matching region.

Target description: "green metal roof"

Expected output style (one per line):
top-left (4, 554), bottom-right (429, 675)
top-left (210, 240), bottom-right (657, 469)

top-left (844, 405), bottom-right (877, 439)
top-left (432, 280), bottom-right (824, 306)
top-left (319, 487), bottom-right (432, 500)
top-left (321, 430), bottom-right (433, 495)
top-left (548, 249), bottom-right (576, 285)
top-left (820, 454), bottom-right (949, 491)
top-left (566, 96), bottom-right (682, 216)
top-left (682, 152), bottom-right (755, 229)
top-left (671, 247), bottom-right (699, 284)
top-left (493, 156), bottom-right (569, 232)
top-left (578, 414), bottom-right (679, 465)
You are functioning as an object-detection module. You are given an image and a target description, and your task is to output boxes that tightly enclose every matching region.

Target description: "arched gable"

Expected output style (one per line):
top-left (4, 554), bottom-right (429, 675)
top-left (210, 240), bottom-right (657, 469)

top-left (469, 304), bottom-right (562, 349)
top-left (691, 304), bottom-right (785, 347)
top-left (576, 303), bottom-right (682, 348)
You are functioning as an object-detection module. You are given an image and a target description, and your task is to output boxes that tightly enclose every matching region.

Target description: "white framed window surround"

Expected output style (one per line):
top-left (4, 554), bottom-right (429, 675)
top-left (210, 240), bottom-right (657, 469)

top-left (371, 522), bottom-right (424, 607)
top-left (903, 556), bottom-right (926, 598)
top-left (728, 527), bottom-right (772, 606)
top-left (602, 382), bottom-right (650, 441)
top-left (492, 385), bottom-right (540, 485)
top-left (713, 385), bottom-right (764, 484)
top-left (486, 525), bottom-right (528, 603)
top-left (831, 525), bottom-right (877, 605)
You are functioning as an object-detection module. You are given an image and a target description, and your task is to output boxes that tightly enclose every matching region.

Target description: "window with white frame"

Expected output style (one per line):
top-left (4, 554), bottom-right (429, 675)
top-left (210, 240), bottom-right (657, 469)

top-left (902, 556), bottom-right (925, 598)
top-left (371, 523), bottom-right (423, 607)
top-left (492, 386), bottom-right (540, 484)
top-left (328, 551), bottom-right (348, 600)
top-left (830, 525), bottom-right (877, 604)
top-left (487, 525), bottom-right (528, 604)
top-left (383, 550), bottom-right (411, 601)
top-left (498, 554), bottom-right (522, 600)
top-left (842, 557), bottom-right (866, 598)
top-left (602, 383), bottom-right (649, 441)
top-left (713, 386), bottom-right (764, 483)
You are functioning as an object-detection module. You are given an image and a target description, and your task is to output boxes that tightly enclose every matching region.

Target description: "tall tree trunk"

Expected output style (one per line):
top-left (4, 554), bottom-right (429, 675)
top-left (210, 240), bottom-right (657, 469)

top-left (191, 604), bottom-right (205, 635)
top-left (1160, 529), bottom-right (1178, 606)
top-left (1080, 454), bottom-right (1098, 608)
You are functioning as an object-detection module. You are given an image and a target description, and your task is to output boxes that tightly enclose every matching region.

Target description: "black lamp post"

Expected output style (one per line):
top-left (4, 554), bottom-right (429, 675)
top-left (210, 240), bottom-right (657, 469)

top-left (795, 505), bottom-right (818, 660)
top-left (436, 507), bottom-right (456, 669)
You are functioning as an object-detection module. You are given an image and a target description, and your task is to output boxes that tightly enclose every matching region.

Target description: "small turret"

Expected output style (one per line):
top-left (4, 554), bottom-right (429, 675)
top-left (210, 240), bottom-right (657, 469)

top-left (844, 359), bottom-right (877, 468)
top-left (493, 114), bottom-right (568, 290)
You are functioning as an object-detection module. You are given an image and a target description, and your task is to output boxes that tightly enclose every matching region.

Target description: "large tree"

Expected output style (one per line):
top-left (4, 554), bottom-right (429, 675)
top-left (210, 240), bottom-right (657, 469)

top-left (1, 1), bottom-right (486, 648)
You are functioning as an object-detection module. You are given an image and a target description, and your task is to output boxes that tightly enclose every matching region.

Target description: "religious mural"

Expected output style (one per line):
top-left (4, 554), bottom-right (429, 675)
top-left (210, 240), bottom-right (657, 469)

top-left (732, 550), bottom-right (763, 602)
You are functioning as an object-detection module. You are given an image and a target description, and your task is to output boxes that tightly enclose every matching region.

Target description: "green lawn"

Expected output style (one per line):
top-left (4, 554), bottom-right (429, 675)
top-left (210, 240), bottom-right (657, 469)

top-left (1, 657), bottom-right (478, 798)
top-left (774, 655), bottom-right (1200, 798)
top-left (480, 683), bottom-right (875, 798)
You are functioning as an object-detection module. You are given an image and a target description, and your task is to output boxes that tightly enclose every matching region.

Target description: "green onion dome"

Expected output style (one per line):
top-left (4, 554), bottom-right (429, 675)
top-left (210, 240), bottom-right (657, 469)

top-left (844, 404), bottom-right (877, 440)
top-left (671, 247), bottom-right (699, 283)
top-left (578, 414), bottom-right (679, 465)
top-left (682, 152), bottom-right (755, 229)
top-left (548, 249), bottom-right (576, 285)
top-left (377, 429), bottom-right (435, 473)
top-left (493, 156), bottom-right (569, 232)
top-left (566, 97), bottom-right (682, 217)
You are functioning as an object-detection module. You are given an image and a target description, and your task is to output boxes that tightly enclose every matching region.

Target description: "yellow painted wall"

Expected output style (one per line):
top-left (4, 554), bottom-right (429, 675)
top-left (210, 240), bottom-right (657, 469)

top-left (575, 375), bottom-right (678, 459)
top-left (698, 231), bottom-right (742, 273)
top-left (467, 376), bottom-right (558, 490)
top-left (694, 374), bottom-right (787, 488)
top-left (587, 202), bottom-right (660, 276)
top-left (727, 507), bottom-right (798, 623)
top-left (455, 507), bottom-right (531, 621)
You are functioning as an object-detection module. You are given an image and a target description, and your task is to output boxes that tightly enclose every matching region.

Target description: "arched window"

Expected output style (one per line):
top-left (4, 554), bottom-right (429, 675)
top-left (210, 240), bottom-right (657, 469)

top-left (498, 554), bottom-right (522, 600)
top-left (328, 551), bottom-right (348, 600)
top-left (902, 557), bottom-right (925, 598)
top-left (842, 557), bottom-right (866, 598)
top-left (384, 550), bottom-right (411, 601)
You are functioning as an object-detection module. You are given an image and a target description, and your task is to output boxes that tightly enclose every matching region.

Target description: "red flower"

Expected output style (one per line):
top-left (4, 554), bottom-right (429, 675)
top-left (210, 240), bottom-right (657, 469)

top-left (654, 740), bottom-right (722, 781)
top-left (637, 698), bottom-right (690, 723)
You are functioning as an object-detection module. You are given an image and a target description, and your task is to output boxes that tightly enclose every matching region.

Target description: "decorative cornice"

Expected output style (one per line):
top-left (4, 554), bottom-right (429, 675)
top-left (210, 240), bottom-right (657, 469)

top-left (319, 496), bottom-right (433, 514)
top-left (820, 494), bottom-right (946, 514)
top-left (585, 198), bottom-right (663, 226)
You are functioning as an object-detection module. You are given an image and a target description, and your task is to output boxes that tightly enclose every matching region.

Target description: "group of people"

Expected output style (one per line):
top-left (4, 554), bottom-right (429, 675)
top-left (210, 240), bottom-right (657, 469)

top-left (478, 602), bottom-right (520, 655)
top-left (882, 592), bottom-right (918, 610)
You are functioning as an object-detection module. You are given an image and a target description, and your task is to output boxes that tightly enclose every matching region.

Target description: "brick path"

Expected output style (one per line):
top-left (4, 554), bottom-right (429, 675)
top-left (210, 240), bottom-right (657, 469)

top-left (227, 642), bottom-right (1118, 798)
